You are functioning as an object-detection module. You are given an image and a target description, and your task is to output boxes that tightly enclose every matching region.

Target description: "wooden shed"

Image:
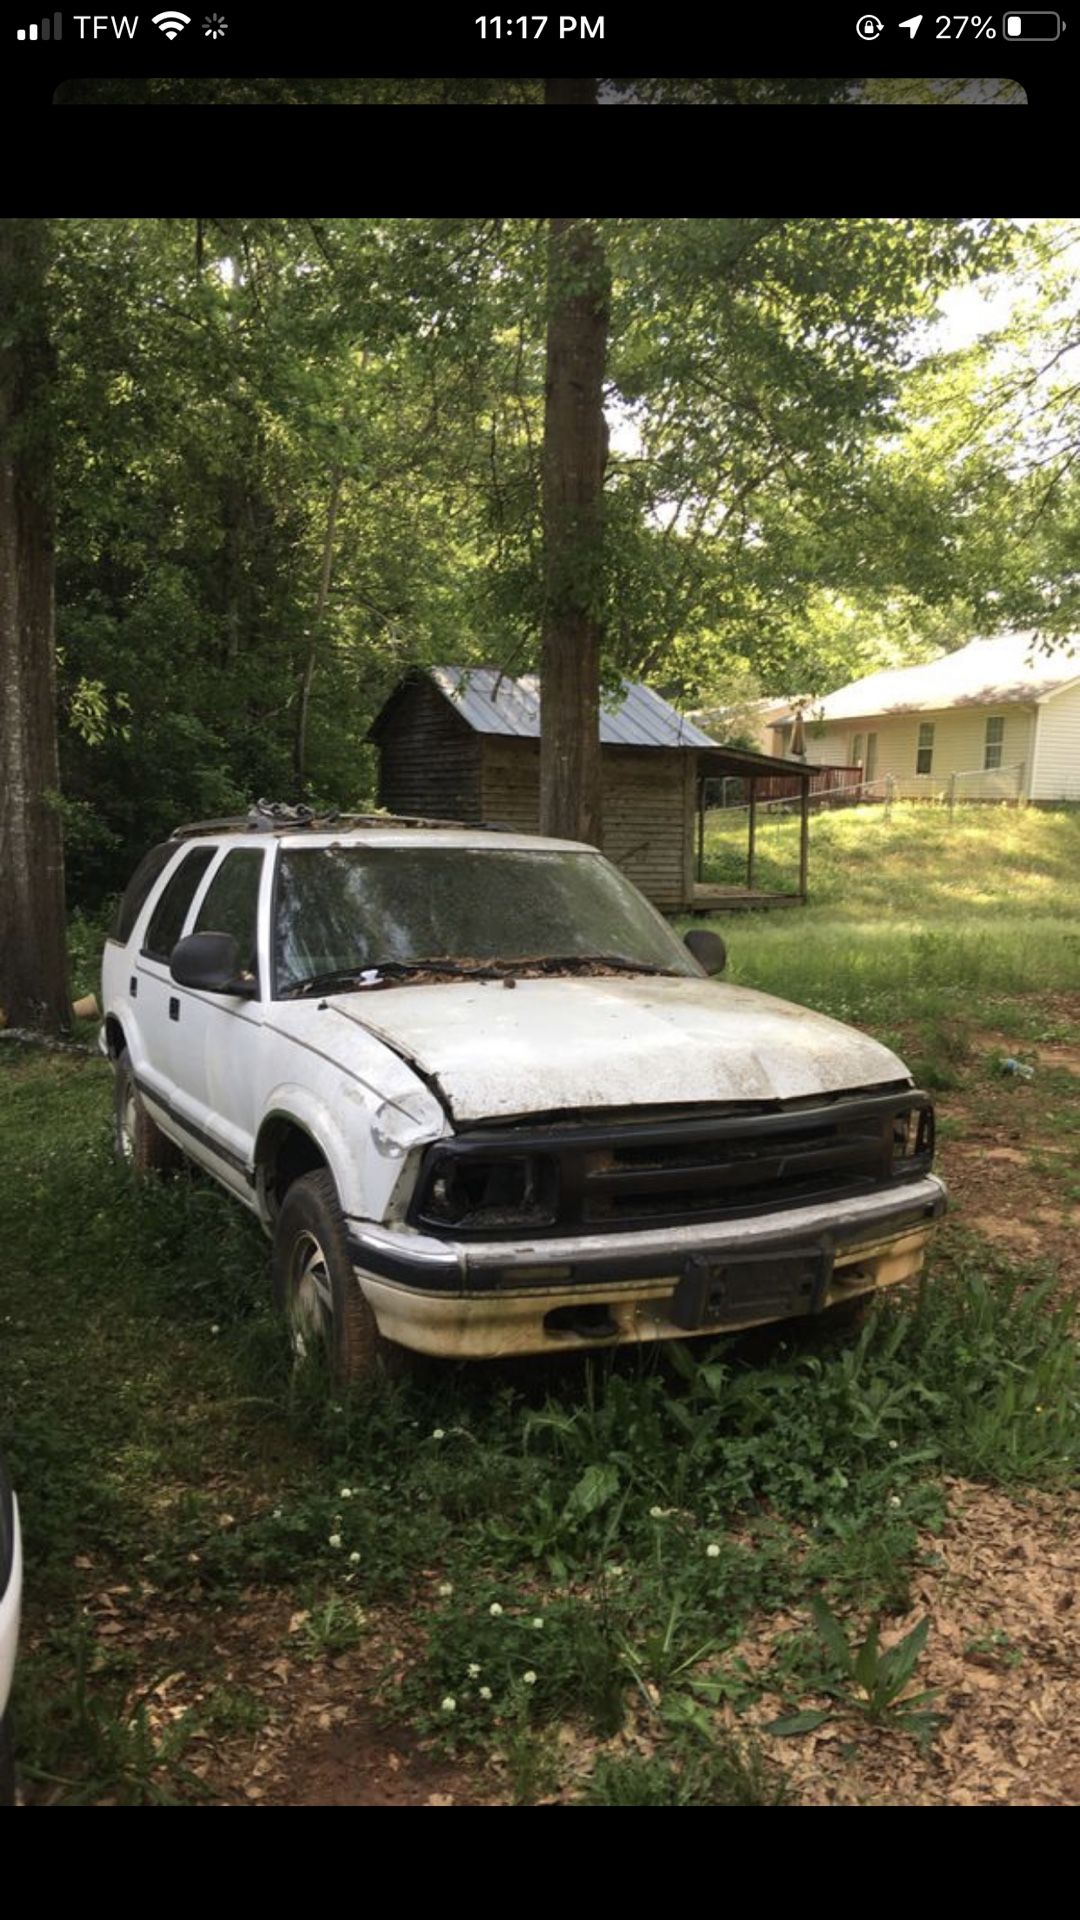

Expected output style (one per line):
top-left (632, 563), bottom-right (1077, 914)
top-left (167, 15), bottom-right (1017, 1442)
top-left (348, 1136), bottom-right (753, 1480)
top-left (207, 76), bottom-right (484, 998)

top-left (368, 666), bottom-right (814, 914)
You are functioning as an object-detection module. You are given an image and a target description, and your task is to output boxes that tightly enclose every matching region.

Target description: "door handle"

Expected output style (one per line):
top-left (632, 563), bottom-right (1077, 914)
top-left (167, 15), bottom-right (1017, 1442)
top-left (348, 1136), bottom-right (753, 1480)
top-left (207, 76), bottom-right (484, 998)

top-left (169, 997), bottom-right (180, 1022)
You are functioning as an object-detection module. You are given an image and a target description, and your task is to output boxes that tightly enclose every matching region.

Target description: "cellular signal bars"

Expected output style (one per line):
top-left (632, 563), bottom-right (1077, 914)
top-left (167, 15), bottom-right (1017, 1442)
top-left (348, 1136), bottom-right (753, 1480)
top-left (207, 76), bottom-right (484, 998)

top-left (16, 13), bottom-right (63, 37)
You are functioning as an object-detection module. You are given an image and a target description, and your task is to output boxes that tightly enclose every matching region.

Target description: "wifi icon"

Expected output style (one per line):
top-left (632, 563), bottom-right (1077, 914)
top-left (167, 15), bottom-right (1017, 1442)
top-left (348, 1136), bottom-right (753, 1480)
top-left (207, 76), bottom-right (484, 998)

top-left (152, 9), bottom-right (190, 34)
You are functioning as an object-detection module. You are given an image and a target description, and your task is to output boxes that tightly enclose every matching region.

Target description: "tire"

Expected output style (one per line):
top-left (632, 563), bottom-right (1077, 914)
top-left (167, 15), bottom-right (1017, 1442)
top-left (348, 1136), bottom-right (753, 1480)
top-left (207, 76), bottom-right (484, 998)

top-left (113, 1048), bottom-right (183, 1174)
top-left (0, 1716), bottom-right (15, 1808)
top-left (271, 1169), bottom-right (389, 1385)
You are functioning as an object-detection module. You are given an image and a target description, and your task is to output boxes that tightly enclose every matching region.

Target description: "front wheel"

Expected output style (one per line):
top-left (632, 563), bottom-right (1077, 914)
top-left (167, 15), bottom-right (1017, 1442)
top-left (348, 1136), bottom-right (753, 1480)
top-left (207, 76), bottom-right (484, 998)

top-left (271, 1169), bottom-right (391, 1385)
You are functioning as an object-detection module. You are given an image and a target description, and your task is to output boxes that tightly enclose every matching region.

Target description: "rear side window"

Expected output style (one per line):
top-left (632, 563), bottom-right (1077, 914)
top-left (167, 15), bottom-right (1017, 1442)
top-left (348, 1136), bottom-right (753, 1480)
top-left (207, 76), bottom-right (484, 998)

top-left (194, 848), bottom-right (265, 976)
top-left (142, 846), bottom-right (216, 961)
top-left (113, 843), bottom-right (175, 944)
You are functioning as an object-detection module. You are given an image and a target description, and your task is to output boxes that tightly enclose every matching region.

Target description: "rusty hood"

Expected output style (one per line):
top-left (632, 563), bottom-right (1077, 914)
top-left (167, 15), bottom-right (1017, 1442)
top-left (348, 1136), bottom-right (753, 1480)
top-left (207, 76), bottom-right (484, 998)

top-left (327, 975), bottom-right (911, 1124)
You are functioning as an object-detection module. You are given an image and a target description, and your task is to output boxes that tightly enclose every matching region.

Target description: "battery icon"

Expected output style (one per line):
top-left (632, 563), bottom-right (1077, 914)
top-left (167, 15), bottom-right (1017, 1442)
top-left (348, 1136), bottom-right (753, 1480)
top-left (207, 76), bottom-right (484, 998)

top-left (1003, 11), bottom-right (1063, 34)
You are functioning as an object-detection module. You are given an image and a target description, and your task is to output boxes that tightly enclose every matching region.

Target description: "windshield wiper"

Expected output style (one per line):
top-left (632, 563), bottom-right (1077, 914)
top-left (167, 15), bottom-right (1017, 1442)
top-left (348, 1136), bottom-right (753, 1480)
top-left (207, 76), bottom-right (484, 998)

top-left (286, 959), bottom-right (504, 998)
top-left (523, 954), bottom-right (677, 977)
top-left (286, 953), bottom-right (678, 998)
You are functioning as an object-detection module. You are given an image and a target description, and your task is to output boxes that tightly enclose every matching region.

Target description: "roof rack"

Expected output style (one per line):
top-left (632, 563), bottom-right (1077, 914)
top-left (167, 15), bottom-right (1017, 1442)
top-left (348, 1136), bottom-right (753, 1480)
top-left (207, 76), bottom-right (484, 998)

top-left (171, 801), bottom-right (516, 841)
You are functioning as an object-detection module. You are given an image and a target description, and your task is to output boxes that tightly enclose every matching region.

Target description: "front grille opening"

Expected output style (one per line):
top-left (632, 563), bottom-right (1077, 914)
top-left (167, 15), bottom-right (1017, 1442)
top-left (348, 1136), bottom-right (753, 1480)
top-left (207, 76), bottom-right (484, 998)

top-left (588, 1168), bottom-right (881, 1224)
top-left (411, 1092), bottom-right (934, 1239)
top-left (544, 1303), bottom-right (619, 1340)
top-left (582, 1119), bottom-right (889, 1227)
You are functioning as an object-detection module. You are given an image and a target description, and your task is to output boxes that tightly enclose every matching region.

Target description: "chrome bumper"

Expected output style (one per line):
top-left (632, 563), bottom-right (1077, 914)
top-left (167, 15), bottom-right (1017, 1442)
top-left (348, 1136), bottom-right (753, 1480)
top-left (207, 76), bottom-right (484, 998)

top-left (348, 1175), bottom-right (946, 1293)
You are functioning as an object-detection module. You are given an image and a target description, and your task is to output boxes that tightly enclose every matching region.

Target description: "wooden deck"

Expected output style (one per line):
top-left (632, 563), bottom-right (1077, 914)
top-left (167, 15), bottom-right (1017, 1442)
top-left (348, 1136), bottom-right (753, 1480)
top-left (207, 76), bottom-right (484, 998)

top-left (687, 885), bottom-right (806, 914)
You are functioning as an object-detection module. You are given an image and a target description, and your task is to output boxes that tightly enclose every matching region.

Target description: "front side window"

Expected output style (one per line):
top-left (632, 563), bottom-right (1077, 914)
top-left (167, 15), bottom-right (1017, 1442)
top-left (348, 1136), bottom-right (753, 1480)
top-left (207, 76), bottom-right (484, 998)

top-left (194, 848), bottom-right (265, 977)
top-left (273, 845), bottom-right (699, 996)
top-left (851, 733), bottom-right (864, 768)
top-left (916, 722), bottom-right (934, 776)
top-left (984, 715), bottom-right (1005, 771)
top-left (142, 846), bottom-right (216, 961)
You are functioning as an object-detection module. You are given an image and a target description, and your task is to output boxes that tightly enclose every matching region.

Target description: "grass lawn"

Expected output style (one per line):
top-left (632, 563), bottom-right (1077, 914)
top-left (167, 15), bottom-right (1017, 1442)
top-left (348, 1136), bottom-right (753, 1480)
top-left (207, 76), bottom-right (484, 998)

top-left (2, 803), bottom-right (1079, 1806)
top-left (694, 803), bottom-right (1080, 1054)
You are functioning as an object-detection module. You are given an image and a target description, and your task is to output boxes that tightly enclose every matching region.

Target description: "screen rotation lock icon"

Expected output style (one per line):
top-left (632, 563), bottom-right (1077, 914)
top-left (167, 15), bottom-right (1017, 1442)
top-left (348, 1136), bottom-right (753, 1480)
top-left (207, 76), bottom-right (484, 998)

top-left (856, 13), bottom-right (886, 35)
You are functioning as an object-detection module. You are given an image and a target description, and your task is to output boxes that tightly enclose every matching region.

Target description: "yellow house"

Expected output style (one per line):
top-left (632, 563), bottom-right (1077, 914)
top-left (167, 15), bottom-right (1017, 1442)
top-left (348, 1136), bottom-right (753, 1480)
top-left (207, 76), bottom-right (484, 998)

top-left (773, 633), bottom-right (1080, 802)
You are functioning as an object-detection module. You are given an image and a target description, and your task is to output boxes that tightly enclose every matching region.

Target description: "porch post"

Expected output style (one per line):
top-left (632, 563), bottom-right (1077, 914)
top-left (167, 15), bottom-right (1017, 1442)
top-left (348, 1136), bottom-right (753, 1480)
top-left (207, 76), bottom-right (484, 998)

top-left (747, 779), bottom-right (757, 891)
top-left (798, 773), bottom-right (810, 901)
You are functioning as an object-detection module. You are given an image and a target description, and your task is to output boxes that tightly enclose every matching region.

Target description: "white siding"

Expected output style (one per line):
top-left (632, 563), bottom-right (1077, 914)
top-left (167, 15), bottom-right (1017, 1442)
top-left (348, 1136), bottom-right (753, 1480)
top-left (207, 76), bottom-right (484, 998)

top-left (797, 703), bottom-right (1036, 799)
top-left (1030, 682), bottom-right (1080, 801)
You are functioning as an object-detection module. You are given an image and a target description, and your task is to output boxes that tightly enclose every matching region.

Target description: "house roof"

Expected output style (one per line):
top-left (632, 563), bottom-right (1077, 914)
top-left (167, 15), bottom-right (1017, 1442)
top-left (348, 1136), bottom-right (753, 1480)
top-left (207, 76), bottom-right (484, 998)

top-left (379, 665), bottom-right (719, 749)
top-left (781, 633), bottom-right (1080, 726)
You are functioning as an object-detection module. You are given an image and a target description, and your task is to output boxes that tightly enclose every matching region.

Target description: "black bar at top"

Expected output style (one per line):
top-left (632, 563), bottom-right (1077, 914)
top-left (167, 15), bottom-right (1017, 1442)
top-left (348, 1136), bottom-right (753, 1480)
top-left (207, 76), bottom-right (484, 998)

top-left (4, 8), bottom-right (1067, 79)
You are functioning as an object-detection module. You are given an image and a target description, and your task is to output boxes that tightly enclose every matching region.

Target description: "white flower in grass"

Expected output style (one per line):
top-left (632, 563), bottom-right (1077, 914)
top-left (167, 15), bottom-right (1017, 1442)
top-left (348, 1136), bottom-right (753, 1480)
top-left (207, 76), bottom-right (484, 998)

top-left (706, 1543), bottom-right (721, 1559)
top-left (441, 1696), bottom-right (457, 1714)
top-left (523, 1670), bottom-right (537, 1686)
top-left (340, 1487), bottom-right (353, 1499)
top-left (272, 1508), bottom-right (283, 1520)
top-left (468, 1663), bottom-right (482, 1679)
top-left (328, 1533), bottom-right (343, 1549)
top-left (889, 1496), bottom-right (902, 1509)
top-left (432, 1428), bottom-right (446, 1441)
top-left (210, 1325), bottom-right (221, 1336)
top-left (489, 1602), bottom-right (504, 1617)
top-left (531, 1617), bottom-right (544, 1630)
top-left (349, 1552), bottom-right (361, 1566)
top-left (649, 1505), bottom-right (665, 1520)
top-left (437, 1581), bottom-right (454, 1598)
top-left (479, 1686), bottom-right (493, 1702)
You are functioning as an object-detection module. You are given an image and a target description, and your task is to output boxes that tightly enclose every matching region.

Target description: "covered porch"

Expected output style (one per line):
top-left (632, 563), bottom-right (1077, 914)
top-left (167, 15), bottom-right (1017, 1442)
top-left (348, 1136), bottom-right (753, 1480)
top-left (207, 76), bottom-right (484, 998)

top-left (687, 744), bottom-right (813, 913)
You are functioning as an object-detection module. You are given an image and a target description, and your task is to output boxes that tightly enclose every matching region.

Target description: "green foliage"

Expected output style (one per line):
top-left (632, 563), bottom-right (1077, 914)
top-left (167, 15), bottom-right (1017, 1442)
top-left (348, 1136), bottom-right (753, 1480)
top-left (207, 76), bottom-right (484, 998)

top-left (580, 1732), bottom-right (788, 1807)
top-left (44, 214), bottom-right (1034, 908)
top-left (14, 1619), bottom-right (207, 1805)
top-left (767, 1600), bottom-right (943, 1747)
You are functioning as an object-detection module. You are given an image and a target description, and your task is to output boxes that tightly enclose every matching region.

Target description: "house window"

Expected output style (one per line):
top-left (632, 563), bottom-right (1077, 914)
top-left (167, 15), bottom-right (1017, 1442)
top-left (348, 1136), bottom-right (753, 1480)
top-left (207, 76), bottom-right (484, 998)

top-left (850, 733), bottom-right (864, 769)
top-left (916, 722), bottom-right (934, 776)
top-left (865, 732), bottom-right (878, 781)
top-left (984, 715), bottom-right (1005, 771)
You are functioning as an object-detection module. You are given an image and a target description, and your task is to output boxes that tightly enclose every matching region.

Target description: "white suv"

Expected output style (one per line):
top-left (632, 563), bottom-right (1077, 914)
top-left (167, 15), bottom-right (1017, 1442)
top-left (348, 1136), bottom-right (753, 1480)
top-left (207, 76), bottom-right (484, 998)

top-left (100, 804), bottom-right (945, 1381)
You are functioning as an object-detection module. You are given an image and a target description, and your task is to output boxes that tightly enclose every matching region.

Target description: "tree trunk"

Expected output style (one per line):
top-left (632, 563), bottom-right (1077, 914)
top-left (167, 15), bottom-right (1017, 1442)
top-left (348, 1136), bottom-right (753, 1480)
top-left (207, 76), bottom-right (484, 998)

top-left (539, 91), bottom-right (609, 844)
top-left (0, 220), bottom-right (69, 1034)
top-left (294, 468), bottom-right (342, 797)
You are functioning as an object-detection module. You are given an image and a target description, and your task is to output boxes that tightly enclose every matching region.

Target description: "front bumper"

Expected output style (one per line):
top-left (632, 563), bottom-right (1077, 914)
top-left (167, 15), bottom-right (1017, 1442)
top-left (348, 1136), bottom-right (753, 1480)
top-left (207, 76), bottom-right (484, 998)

top-left (347, 1174), bottom-right (947, 1358)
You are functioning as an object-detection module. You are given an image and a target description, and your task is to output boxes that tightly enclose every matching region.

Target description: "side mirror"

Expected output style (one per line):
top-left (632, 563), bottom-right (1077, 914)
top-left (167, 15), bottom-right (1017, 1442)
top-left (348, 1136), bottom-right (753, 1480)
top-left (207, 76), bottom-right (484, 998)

top-left (170, 931), bottom-right (258, 998)
top-left (683, 928), bottom-right (727, 977)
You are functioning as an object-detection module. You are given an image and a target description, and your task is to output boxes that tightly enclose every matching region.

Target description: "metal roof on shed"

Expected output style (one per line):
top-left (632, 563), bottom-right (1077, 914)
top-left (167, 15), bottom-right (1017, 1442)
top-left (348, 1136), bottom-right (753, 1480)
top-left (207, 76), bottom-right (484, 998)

top-left (428, 665), bottom-right (717, 748)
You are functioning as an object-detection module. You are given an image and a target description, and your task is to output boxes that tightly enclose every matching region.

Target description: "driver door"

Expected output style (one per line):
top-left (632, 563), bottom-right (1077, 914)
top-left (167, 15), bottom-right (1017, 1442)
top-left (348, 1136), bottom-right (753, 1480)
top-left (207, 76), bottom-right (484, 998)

top-left (173, 845), bottom-right (269, 1198)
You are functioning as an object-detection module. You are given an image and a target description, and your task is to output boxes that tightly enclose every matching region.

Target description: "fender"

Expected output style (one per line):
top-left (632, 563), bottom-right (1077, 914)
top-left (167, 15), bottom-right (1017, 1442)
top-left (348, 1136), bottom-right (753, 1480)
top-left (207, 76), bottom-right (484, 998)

top-left (256, 1081), bottom-right (403, 1224)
